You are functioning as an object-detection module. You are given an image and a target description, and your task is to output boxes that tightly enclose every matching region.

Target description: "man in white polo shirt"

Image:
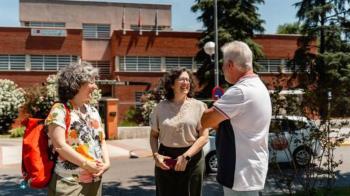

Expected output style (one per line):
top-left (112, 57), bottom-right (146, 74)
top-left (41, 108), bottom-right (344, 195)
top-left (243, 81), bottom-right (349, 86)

top-left (201, 41), bottom-right (271, 196)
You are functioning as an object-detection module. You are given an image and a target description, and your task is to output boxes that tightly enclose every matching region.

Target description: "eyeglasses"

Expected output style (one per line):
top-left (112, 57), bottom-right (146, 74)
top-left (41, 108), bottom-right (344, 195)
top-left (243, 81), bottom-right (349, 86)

top-left (177, 77), bottom-right (190, 83)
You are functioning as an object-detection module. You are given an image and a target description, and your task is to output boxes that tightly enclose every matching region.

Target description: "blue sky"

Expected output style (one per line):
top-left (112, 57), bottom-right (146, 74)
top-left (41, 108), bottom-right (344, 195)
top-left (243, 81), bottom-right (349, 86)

top-left (0, 0), bottom-right (299, 34)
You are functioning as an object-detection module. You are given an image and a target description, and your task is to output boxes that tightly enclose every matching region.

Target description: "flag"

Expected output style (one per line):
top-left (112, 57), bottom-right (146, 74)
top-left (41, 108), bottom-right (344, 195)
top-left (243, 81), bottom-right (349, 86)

top-left (138, 8), bottom-right (142, 35)
top-left (122, 7), bottom-right (126, 35)
top-left (155, 10), bottom-right (158, 36)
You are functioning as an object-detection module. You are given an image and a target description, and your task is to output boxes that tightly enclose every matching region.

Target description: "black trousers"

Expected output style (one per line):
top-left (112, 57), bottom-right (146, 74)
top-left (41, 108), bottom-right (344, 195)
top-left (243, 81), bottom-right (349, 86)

top-left (155, 144), bottom-right (204, 196)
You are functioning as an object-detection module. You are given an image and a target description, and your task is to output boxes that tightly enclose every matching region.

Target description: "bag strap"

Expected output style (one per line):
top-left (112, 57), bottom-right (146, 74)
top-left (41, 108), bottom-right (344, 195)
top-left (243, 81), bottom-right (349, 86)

top-left (63, 103), bottom-right (71, 138)
top-left (51, 103), bottom-right (71, 161)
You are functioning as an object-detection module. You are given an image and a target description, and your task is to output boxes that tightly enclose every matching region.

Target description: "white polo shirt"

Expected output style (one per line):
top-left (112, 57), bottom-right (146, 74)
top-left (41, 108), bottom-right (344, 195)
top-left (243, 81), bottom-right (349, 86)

top-left (213, 74), bottom-right (271, 191)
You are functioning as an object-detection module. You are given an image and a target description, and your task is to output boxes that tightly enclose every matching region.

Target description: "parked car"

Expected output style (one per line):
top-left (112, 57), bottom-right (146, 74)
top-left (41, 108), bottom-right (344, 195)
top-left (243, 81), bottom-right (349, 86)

top-left (203, 116), bottom-right (322, 173)
top-left (203, 129), bottom-right (217, 173)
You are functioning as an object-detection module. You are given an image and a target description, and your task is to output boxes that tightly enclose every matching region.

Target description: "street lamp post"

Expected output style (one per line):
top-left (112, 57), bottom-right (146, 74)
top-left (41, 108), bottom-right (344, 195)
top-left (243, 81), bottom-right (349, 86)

top-left (204, 40), bottom-right (219, 87)
top-left (204, 0), bottom-right (219, 87)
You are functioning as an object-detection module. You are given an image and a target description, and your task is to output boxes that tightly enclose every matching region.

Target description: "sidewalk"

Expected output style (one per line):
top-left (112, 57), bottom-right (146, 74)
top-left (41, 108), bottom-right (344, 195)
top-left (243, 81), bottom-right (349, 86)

top-left (0, 137), bottom-right (152, 168)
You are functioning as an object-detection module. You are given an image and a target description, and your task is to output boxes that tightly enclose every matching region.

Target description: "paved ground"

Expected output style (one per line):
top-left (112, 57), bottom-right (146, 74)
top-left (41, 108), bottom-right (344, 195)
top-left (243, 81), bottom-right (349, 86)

top-left (1, 132), bottom-right (350, 195)
top-left (0, 138), bottom-right (152, 167)
top-left (0, 157), bottom-right (223, 196)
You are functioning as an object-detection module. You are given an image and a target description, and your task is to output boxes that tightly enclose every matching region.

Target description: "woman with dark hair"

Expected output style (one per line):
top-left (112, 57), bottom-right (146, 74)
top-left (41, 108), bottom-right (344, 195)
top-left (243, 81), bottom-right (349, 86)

top-left (149, 68), bottom-right (209, 196)
top-left (45, 62), bottom-right (110, 196)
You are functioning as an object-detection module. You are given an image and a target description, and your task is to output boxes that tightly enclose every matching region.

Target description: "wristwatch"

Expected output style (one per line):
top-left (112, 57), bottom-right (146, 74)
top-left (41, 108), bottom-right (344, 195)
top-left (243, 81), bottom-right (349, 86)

top-left (184, 155), bottom-right (191, 162)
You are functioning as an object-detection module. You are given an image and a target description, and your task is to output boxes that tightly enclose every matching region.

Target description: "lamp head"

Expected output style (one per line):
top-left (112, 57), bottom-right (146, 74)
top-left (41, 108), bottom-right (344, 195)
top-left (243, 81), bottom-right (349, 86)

top-left (204, 41), bottom-right (215, 56)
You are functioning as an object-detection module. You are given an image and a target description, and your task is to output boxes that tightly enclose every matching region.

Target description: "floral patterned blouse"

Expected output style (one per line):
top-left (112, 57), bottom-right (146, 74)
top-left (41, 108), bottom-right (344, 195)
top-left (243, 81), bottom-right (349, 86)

top-left (45, 102), bottom-right (105, 183)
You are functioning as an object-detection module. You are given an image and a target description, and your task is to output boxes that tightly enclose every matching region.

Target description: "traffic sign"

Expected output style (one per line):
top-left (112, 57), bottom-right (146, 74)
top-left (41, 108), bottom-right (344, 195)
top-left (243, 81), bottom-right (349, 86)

top-left (212, 86), bottom-right (224, 100)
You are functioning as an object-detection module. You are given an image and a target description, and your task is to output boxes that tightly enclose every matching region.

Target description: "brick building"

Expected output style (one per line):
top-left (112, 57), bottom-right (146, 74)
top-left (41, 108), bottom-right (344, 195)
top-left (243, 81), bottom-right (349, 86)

top-left (0, 0), bottom-right (307, 124)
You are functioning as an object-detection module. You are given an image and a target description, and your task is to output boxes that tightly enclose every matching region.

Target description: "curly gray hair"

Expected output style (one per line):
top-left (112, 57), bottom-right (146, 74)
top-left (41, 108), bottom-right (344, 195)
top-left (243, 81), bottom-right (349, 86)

top-left (57, 61), bottom-right (99, 103)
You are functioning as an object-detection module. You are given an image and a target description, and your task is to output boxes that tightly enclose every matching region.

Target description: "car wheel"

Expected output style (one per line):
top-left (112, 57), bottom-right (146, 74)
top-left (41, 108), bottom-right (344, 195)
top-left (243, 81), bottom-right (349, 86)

top-left (205, 151), bottom-right (218, 173)
top-left (293, 146), bottom-right (312, 167)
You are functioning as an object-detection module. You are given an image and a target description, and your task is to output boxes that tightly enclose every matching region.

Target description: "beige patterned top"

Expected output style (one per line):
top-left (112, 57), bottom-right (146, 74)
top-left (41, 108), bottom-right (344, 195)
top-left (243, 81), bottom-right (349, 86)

top-left (150, 98), bottom-right (207, 148)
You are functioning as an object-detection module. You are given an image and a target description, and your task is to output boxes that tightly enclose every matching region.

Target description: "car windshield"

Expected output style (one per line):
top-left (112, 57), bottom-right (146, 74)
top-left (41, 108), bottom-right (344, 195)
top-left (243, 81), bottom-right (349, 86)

top-left (269, 118), bottom-right (309, 134)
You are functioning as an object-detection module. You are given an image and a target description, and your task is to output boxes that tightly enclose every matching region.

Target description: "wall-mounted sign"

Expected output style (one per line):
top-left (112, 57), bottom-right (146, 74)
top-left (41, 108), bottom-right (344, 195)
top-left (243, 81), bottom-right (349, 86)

top-left (31, 28), bottom-right (67, 37)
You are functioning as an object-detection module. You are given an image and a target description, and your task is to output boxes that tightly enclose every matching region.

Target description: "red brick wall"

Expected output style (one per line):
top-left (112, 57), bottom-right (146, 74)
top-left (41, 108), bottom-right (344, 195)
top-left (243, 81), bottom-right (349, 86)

top-left (0, 27), bottom-right (82, 55)
top-left (112, 72), bottom-right (164, 122)
top-left (254, 35), bottom-right (300, 59)
top-left (0, 71), bottom-right (54, 88)
top-left (112, 31), bottom-right (201, 57)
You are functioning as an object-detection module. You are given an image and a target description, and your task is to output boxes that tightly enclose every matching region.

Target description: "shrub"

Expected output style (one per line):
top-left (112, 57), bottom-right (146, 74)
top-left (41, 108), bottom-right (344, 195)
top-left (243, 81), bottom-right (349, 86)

top-left (9, 126), bottom-right (25, 138)
top-left (23, 74), bottom-right (101, 118)
top-left (0, 79), bottom-right (25, 133)
top-left (120, 106), bottom-right (144, 126)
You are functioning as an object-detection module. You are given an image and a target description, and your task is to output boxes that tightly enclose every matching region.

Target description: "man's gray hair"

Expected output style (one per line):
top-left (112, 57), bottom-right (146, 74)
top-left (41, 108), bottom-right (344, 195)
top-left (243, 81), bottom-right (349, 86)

top-left (57, 61), bottom-right (99, 103)
top-left (221, 41), bottom-right (253, 71)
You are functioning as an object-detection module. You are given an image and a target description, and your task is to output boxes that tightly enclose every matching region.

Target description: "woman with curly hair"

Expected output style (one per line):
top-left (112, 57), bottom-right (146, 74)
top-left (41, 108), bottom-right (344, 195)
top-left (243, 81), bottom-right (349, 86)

top-left (149, 68), bottom-right (209, 196)
top-left (45, 62), bottom-right (110, 196)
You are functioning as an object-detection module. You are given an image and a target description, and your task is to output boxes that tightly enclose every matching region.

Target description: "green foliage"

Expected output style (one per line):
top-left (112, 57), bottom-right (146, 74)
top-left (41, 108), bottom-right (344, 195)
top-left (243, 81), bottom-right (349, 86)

top-left (191, 0), bottom-right (265, 98)
top-left (9, 126), bottom-right (25, 138)
top-left (268, 1), bottom-right (350, 195)
top-left (119, 106), bottom-right (143, 126)
top-left (24, 75), bottom-right (57, 119)
top-left (0, 79), bottom-right (25, 133)
top-left (120, 89), bottom-right (164, 126)
top-left (276, 22), bottom-right (301, 34)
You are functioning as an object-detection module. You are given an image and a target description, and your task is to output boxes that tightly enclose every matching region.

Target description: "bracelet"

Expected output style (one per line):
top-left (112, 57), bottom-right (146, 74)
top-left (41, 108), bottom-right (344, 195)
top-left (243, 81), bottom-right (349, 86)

top-left (81, 160), bottom-right (88, 168)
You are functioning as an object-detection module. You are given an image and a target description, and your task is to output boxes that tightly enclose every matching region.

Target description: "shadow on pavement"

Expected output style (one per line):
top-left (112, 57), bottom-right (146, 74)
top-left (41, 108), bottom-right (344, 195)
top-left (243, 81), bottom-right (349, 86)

top-left (0, 174), bottom-right (223, 196)
top-left (103, 175), bottom-right (155, 196)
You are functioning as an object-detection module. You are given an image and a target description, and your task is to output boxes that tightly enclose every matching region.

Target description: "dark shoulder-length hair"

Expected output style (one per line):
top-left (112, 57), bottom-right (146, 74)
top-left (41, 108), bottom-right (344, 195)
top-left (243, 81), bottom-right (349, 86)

top-left (162, 68), bottom-right (195, 100)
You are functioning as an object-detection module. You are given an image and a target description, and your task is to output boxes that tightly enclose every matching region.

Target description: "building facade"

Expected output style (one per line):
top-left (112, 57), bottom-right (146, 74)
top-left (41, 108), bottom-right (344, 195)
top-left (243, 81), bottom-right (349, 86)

top-left (0, 0), bottom-right (306, 123)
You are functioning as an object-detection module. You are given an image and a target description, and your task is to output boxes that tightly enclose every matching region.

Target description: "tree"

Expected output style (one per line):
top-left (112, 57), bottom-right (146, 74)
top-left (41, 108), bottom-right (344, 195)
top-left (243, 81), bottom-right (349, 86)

top-left (267, 1), bottom-right (350, 195)
top-left (191, 0), bottom-right (265, 98)
top-left (276, 22), bottom-right (301, 34)
top-left (293, 0), bottom-right (350, 117)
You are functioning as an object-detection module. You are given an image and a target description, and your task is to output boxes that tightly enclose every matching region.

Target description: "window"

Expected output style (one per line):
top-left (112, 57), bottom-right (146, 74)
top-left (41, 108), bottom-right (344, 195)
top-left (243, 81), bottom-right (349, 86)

top-left (30, 55), bottom-right (78, 71)
top-left (119, 56), bottom-right (161, 72)
top-left (0, 55), bottom-right (25, 71)
top-left (88, 61), bottom-right (111, 76)
top-left (165, 57), bottom-right (193, 70)
top-left (269, 119), bottom-right (282, 134)
top-left (24, 21), bottom-right (65, 28)
top-left (83, 24), bottom-right (110, 39)
top-left (130, 24), bottom-right (170, 31)
top-left (135, 92), bottom-right (144, 109)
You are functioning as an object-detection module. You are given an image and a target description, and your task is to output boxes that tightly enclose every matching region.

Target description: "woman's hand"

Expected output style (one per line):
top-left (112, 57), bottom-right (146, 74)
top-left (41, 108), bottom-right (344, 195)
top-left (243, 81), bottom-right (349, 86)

top-left (174, 155), bottom-right (188, 171)
top-left (83, 160), bottom-right (103, 174)
top-left (153, 153), bottom-right (171, 170)
top-left (92, 161), bottom-right (110, 177)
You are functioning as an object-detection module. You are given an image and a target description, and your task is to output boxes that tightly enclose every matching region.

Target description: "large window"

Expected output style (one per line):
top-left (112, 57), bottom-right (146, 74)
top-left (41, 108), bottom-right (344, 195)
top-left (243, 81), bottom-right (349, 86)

top-left (24, 21), bottom-right (65, 28)
top-left (130, 24), bottom-right (170, 31)
top-left (88, 61), bottom-right (111, 76)
top-left (83, 24), bottom-right (110, 39)
top-left (30, 55), bottom-right (78, 71)
top-left (256, 59), bottom-right (293, 73)
top-left (165, 57), bottom-right (193, 70)
top-left (119, 56), bottom-right (161, 72)
top-left (0, 55), bottom-right (26, 71)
